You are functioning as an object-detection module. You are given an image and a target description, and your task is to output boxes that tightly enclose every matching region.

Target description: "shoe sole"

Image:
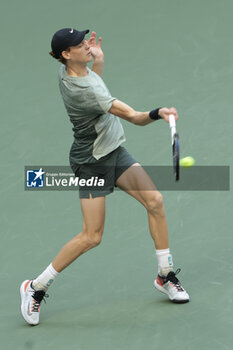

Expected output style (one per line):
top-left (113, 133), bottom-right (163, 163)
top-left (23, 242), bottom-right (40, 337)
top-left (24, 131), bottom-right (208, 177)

top-left (20, 280), bottom-right (39, 326)
top-left (154, 280), bottom-right (189, 304)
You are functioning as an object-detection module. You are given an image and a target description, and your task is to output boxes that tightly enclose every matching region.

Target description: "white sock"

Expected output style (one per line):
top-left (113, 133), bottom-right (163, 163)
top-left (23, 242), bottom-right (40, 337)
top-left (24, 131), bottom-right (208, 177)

top-left (156, 248), bottom-right (173, 277)
top-left (32, 263), bottom-right (59, 291)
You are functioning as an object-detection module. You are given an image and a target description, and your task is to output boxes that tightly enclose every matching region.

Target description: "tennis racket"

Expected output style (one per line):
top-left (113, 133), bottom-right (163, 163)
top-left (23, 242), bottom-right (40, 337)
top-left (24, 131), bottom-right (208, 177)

top-left (169, 114), bottom-right (180, 181)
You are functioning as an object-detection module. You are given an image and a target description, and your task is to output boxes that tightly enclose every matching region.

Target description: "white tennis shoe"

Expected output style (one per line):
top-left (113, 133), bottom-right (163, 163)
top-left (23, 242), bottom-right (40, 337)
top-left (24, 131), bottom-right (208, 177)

top-left (154, 269), bottom-right (190, 303)
top-left (20, 280), bottom-right (48, 325)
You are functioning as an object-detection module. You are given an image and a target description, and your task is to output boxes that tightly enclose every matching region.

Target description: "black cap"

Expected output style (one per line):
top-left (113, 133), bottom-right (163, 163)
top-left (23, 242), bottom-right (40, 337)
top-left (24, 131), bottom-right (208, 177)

top-left (51, 28), bottom-right (90, 59)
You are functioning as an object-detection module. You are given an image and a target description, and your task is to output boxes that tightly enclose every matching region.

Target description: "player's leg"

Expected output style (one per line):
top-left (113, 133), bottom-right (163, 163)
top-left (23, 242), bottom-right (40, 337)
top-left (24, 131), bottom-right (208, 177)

top-left (116, 164), bottom-right (189, 303)
top-left (20, 195), bottom-right (106, 325)
top-left (116, 164), bottom-right (169, 250)
top-left (52, 196), bottom-right (105, 272)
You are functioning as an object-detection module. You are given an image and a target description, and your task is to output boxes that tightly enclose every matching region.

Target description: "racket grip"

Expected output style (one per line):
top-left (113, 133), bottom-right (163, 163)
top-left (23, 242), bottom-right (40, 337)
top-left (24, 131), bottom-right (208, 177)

top-left (169, 114), bottom-right (176, 128)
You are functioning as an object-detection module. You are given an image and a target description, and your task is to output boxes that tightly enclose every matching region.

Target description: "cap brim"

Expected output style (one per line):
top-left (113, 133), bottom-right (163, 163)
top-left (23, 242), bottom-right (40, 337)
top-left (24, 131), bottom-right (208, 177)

top-left (72, 29), bottom-right (90, 46)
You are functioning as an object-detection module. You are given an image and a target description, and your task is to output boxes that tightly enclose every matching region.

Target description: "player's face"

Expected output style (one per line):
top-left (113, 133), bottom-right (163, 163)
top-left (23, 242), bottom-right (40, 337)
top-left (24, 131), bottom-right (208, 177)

top-left (68, 40), bottom-right (92, 64)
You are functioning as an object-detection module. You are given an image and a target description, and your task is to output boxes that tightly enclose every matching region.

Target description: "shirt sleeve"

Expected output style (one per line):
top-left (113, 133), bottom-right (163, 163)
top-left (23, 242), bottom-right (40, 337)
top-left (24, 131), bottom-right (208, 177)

top-left (89, 84), bottom-right (116, 114)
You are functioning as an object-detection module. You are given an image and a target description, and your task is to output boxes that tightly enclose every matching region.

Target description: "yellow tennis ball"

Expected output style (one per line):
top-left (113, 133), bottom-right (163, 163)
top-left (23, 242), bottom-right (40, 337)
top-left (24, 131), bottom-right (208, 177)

top-left (180, 156), bottom-right (195, 168)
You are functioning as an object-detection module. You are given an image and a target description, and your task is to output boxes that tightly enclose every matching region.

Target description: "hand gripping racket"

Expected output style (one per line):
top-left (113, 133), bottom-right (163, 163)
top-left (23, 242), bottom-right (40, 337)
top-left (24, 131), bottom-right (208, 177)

top-left (169, 114), bottom-right (180, 181)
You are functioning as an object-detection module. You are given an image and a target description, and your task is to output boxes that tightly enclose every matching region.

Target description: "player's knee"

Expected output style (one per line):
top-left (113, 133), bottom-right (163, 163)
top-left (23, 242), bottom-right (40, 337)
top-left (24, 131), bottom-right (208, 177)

top-left (91, 232), bottom-right (103, 247)
top-left (145, 191), bottom-right (164, 214)
top-left (85, 227), bottom-right (104, 248)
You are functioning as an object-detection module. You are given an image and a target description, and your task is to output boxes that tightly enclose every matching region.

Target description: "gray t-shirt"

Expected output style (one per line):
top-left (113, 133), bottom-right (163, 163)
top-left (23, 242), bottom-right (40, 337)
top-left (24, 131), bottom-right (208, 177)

top-left (58, 65), bottom-right (126, 170)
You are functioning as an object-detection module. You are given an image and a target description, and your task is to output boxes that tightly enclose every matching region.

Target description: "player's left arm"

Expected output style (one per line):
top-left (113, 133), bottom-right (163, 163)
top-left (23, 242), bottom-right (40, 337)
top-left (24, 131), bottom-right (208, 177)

top-left (88, 31), bottom-right (104, 77)
top-left (109, 99), bottom-right (178, 125)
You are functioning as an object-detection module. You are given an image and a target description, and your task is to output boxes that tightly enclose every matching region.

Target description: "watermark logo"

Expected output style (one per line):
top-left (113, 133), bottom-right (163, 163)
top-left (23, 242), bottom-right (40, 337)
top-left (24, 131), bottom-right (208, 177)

top-left (25, 166), bottom-right (105, 190)
top-left (24, 166), bottom-right (230, 191)
top-left (26, 168), bottom-right (45, 188)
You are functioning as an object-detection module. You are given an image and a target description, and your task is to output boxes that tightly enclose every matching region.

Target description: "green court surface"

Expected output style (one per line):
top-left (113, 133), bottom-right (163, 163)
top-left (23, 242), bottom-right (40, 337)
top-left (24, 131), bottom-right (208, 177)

top-left (0, 0), bottom-right (233, 349)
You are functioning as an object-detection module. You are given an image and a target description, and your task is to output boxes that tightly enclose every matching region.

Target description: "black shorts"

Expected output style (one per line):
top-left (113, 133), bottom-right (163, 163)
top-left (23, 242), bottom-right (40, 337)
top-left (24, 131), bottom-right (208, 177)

top-left (74, 146), bottom-right (137, 198)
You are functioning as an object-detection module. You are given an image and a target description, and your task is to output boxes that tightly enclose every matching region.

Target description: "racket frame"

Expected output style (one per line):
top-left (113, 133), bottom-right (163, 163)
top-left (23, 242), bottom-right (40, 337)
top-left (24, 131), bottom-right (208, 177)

top-left (169, 114), bottom-right (180, 181)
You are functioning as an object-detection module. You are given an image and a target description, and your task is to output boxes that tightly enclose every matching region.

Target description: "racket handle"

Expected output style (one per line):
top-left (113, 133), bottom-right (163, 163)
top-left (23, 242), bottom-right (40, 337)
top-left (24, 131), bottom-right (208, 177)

top-left (169, 114), bottom-right (176, 128)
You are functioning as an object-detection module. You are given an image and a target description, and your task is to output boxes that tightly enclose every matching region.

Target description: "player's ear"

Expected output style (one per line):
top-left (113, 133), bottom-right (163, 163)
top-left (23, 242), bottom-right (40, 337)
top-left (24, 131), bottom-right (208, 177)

top-left (61, 49), bottom-right (71, 60)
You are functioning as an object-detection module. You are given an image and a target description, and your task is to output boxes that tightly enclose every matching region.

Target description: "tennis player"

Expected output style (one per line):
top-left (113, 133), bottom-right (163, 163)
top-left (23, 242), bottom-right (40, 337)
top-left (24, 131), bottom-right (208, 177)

top-left (20, 28), bottom-right (189, 326)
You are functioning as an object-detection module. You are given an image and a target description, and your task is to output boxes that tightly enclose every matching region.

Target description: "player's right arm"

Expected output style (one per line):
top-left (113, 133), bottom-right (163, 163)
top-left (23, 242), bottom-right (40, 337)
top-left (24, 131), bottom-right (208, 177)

top-left (109, 99), bottom-right (178, 126)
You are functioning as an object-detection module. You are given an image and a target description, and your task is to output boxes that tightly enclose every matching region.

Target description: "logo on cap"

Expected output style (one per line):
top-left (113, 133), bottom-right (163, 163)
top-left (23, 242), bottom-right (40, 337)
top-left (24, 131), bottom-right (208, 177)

top-left (69, 29), bottom-right (74, 33)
